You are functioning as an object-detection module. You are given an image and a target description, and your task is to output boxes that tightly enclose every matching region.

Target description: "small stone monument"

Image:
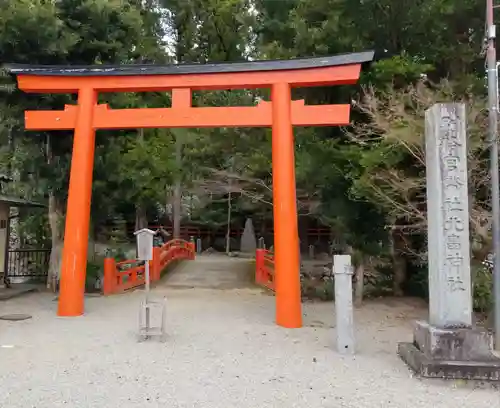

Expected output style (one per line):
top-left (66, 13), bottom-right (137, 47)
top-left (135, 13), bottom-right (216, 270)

top-left (398, 103), bottom-right (500, 380)
top-left (240, 218), bottom-right (257, 253)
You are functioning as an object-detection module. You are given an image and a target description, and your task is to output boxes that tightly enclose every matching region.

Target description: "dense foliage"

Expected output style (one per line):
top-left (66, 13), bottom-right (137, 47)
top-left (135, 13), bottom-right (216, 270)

top-left (0, 0), bottom-right (494, 308)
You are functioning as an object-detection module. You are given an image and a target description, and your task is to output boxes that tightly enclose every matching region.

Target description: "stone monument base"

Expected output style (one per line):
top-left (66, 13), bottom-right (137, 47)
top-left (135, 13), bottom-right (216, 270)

top-left (398, 320), bottom-right (500, 381)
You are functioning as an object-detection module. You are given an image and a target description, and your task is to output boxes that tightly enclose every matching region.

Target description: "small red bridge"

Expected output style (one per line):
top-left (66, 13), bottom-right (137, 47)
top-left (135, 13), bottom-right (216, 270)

top-left (103, 239), bottom-right (275, 295)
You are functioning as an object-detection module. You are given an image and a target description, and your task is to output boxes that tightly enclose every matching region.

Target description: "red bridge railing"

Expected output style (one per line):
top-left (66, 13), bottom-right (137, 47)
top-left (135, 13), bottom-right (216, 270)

top-left (255, 248), bottom-right (275, 291)
top-left (103, 239), bottom-right (195, 295)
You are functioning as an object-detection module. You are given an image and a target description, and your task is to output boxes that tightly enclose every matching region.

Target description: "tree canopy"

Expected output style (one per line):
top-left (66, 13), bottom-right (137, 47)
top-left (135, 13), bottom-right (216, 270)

top-left (0, 0), bottom-right (494, 304)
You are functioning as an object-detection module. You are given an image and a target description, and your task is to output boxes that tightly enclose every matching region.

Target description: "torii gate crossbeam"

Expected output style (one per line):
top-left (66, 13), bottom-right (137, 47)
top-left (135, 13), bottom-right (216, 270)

top-left (5, 51), bottom-right (374, 329)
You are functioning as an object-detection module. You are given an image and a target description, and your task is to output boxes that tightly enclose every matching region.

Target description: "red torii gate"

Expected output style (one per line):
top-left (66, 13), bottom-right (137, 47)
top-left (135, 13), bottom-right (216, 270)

top-left (5, 51), bottom-right (373, 328)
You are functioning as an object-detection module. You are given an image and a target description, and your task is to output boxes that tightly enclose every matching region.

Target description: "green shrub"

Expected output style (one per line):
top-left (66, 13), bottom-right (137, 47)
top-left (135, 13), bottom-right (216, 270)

top-left (85, 260), bottom-right (102, 292)
top-left (404, 264), bottom-right (428, 299)
top-left (104, 246), bottom-right (128, 262)
top-left (301, 277), bottom-right (334, 301)
top-left (298, 260), bottom-right (494, 310)
top-left (472, 264), bottom-right (493, 313)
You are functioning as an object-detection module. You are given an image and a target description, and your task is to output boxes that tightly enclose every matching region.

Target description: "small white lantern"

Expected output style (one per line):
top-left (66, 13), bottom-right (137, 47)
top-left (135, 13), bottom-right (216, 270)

top-left (134, 228), bottom-right (156, 261)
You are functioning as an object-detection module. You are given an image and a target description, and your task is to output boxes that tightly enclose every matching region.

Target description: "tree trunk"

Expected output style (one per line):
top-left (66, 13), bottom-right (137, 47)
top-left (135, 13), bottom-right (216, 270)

top-left (173, 133), bottom-right (182, 238)
top-left (226, 189), bottom-right (232, 254)
top-left (88, 220), bottom-right (96, 262)
top-left (165, 184), bottom-right (173, 227)
top-left (390, 227), bottom-right (406, 297)
top-left (354, 260), bottom-right (365, 308)
top-left (45, 133), bottom-right (64, 292)
top-left (135, 205), bottom-right (148, 231)
top-left (47, 193), bottom-right (63, 292)
top-left (173, 182), bottom-right (181, 238)
top-left (225, 157), bottom-right (234, 254)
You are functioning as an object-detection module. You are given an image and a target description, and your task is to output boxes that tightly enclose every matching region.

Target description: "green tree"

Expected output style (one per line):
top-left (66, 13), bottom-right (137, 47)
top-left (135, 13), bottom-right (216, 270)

top-left (0, 0), bottom-right (167, 287)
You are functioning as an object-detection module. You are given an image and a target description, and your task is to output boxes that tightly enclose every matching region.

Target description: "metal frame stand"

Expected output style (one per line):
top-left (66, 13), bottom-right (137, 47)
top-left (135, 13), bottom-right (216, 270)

top-left (138, 295), bottom-right (167, 342)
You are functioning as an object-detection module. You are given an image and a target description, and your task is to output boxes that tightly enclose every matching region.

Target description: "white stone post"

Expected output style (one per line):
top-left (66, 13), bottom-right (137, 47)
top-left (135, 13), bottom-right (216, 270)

top-left (425, 103), bottom-right (472, 328)
top-left (308, 245), bottom-right (315, 259)
top-left (333, 255), bottom-right (355, 354)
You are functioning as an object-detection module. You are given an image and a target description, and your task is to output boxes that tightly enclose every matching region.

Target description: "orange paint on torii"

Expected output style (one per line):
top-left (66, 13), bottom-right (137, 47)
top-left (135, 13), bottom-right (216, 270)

top-left (5, 51), bottom-right (374, 328)
top-left (25, 101), bottom-right (352, 130)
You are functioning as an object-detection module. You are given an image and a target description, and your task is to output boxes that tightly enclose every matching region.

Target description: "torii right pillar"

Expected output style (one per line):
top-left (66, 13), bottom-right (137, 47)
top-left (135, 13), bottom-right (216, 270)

top-left (271, 82), bottom-right (302, 328)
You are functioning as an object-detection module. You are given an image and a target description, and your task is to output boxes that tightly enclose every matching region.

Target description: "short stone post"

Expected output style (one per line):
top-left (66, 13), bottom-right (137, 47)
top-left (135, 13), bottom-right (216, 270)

top-left (258, 236), bottom-right (265, 249)
top-left (398, 103), bottom-right (500, 380)
top-left (333, 255), bottom-right (355, 354)
top-left (188, 236), bottom-right (196, 259)
top-left (308, 245), bottom-right (315, 259)
top-left (196, 237), bottom-right (202, 254)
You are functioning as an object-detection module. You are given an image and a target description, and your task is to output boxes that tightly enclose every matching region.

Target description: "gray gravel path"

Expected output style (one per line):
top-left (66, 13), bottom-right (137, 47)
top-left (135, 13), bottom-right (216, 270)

top-left (0, 289), bottom-right (498, 408)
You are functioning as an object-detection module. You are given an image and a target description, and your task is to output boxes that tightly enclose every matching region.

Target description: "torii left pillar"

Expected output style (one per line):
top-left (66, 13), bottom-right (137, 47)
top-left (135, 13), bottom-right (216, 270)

top-left (58, 87), bottom-right (97, 316)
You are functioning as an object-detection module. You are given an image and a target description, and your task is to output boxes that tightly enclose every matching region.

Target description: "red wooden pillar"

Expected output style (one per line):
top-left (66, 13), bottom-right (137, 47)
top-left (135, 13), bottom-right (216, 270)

top-left (149, 260), bottom-right (155, 282)
top-left (188, 241), bottom-right (195, 259)
top-left (255, 249), bottom-right (265, 284)
top-left (271, 82), bottom-right (302, 328)
top-left (57, 87), bottom-right (97, 316)
top-left (103, 258), bottom-right (116, 295)
top-left (152, 246), bottom-right (161, 280)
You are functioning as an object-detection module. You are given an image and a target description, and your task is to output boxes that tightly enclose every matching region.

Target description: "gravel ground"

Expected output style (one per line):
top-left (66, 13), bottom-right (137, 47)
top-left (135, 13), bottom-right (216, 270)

top-left (0, 288), bottom-right (498, 408)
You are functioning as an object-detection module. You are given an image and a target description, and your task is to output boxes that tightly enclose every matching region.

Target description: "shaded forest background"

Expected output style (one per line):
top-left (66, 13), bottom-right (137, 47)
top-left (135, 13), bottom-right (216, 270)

top-left (0, 0), bottom-right (495, 308)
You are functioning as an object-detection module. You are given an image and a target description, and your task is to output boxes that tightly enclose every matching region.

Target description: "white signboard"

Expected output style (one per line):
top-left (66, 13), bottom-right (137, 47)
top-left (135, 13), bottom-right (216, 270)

top-left (134, 228), bottom-right (156, 261)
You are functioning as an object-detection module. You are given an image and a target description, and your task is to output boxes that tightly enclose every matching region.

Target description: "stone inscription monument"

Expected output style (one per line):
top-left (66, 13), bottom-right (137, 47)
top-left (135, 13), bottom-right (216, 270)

top-left (425, 103), bottom-right (472, 327)
top-left (398, 103), bottom-right (500, 380)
